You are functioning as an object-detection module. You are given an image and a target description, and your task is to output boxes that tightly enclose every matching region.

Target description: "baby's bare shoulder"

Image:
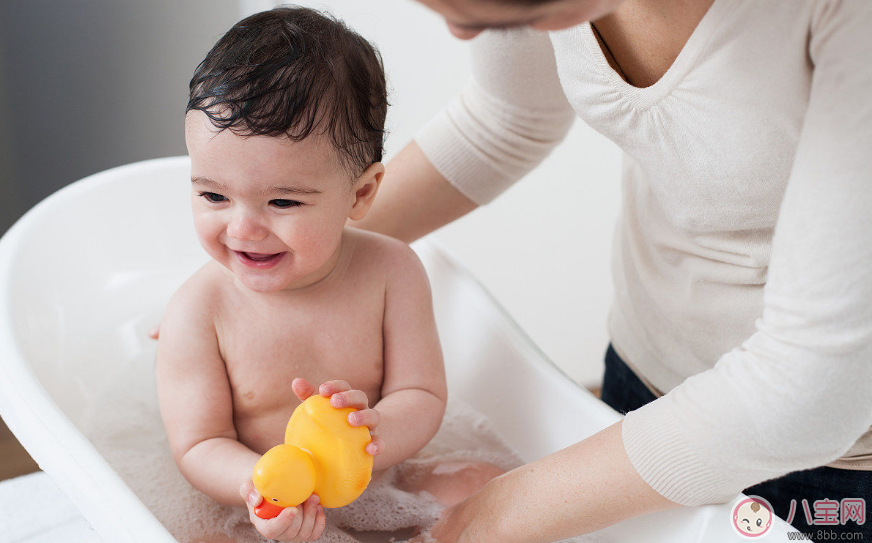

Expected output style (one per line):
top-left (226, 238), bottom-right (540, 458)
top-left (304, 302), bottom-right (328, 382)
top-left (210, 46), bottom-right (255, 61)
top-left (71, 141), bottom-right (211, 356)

top-left (162, 261), bottom-right (228, 331)
top-left (345, 228), bottom-right (427, 281)
top-left (344, 231), bottom-right (432, 308)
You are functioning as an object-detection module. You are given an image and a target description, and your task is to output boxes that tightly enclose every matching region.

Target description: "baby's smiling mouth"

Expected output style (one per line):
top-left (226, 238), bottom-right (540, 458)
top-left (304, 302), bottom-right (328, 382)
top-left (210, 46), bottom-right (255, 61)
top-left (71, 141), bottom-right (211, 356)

top-left (242, 251), bottom-right (280, 262)
top-left (234, 250), bottom-right (287, 269)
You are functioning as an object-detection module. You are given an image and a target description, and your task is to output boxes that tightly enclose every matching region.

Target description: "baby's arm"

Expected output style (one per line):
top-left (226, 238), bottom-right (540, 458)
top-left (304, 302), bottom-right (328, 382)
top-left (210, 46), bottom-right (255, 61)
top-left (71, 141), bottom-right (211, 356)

top-left (155, 278), bottom-right (259, 506)
top-left (359, 241), bottom-right (448, 471)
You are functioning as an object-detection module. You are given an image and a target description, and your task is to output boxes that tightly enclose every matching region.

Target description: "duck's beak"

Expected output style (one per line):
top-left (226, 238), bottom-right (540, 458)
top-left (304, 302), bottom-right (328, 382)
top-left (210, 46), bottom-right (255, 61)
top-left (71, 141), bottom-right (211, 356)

top-left (254, 500), bottom-right (286, 520)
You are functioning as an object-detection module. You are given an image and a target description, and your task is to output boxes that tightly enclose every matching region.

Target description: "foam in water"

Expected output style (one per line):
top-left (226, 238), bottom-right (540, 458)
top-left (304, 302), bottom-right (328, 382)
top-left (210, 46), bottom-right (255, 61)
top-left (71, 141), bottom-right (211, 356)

top-left (78, 359), bottom-right (610, 543)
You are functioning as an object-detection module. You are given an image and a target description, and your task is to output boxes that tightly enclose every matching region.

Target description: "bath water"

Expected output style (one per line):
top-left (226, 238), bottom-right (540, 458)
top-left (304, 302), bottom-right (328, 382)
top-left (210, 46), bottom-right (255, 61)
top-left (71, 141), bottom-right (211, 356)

top-left (79, 358), bottom-right (608, 543)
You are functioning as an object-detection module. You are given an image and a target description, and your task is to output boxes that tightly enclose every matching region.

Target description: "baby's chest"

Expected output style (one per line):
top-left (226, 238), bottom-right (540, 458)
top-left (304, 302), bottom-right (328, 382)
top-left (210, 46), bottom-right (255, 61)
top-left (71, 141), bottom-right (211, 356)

top-left (219, 303), bottom-right (385, 415)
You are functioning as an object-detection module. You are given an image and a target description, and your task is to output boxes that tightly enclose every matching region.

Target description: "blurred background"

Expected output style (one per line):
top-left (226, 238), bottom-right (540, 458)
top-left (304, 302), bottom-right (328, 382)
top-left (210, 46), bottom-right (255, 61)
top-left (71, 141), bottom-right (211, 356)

top-left (0, 0), bottom-right (621, 478)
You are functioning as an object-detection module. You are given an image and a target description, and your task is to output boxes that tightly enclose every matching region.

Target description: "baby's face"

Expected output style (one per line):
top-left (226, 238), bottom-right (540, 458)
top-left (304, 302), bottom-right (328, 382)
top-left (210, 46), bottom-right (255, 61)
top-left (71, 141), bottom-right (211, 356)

top-left (185, 111), bottom-right (360, 293)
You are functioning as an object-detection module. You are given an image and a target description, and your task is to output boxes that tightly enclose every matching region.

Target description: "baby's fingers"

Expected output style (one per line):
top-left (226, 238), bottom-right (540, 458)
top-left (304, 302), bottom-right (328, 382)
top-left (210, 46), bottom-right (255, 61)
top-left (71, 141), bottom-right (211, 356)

top-left (311, 504), bottom-right (326, 540)
top-left (330, 389), bottom-right (369, 409)
top-left (365, 434), bottom-right (385, 456)
top-left (348, 408), bottom-right (380, 430)
top-left (289, 494), bottom-right (321, 541)
top-left (260, 506), bottom-right (302, 541)
top-left (240, 479), bottom-right (261, 508)
top-left (319, 380), bottom-right (352, 397)
top-left (292, 378), bottom-right (316, 402)
top-left (241, 480), bottom-right (300, 540)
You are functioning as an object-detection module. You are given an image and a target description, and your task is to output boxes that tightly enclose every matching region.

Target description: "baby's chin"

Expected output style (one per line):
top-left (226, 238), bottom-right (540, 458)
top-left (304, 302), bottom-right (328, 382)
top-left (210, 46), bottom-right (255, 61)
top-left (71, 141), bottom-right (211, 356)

top-left (202, 248), bottom-right (291, 293)
top-left (232, 268), bottom-right (297, 293)
top-left (238, 277), bottom-right (287, 293)
top-left (213, 259), bottom-right (293, 293)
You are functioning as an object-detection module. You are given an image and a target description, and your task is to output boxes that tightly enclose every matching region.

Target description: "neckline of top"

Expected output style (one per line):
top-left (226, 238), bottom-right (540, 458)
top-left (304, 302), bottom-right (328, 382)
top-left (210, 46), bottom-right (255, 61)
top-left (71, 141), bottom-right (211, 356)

top-left (572, 0), bottom-right (737, 111)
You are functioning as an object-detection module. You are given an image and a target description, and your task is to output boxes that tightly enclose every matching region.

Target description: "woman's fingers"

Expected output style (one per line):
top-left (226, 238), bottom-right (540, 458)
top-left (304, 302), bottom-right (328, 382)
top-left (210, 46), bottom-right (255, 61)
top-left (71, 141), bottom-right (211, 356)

top-left (348, 408), bottom-right (380, 430)
top-left (365, 434), bottom-right (384, 456)
top-left (292, 378), bottom-right (316, 402)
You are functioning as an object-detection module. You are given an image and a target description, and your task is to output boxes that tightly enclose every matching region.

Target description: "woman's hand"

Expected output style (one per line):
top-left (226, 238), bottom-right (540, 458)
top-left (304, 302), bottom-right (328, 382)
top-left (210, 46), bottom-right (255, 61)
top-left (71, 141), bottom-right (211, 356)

top-left (411, 421), bottom-right (679, 543)
top-left (292, 378), bottom-right (385, 457)
top-left (239, 479), bottom-right (326, 542)
top-left (409, 481), bottom-right (509, 543)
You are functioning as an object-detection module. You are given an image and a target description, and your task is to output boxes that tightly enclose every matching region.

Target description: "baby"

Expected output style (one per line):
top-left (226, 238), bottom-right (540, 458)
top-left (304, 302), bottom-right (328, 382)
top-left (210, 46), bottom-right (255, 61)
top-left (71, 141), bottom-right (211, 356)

top-left (156, 6), bottom-right (501, 542)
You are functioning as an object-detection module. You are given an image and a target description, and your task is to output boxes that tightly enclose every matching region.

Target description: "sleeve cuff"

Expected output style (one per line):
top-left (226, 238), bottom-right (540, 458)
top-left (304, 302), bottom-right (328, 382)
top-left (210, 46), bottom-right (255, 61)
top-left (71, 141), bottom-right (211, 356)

top-left (415, 79), bottom-right (576, 206)
top-left (622, 397), bottom-right (744, 506)
top-left (415, 107), bottom-right (514, 206)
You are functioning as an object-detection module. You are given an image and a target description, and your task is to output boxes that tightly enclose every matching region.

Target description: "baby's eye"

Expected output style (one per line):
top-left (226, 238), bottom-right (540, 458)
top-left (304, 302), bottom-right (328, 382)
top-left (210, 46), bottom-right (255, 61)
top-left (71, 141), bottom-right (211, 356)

top-left (199, 191), bottom-right (227, 203)
top-left (271, 199), bottom-right (303, 209)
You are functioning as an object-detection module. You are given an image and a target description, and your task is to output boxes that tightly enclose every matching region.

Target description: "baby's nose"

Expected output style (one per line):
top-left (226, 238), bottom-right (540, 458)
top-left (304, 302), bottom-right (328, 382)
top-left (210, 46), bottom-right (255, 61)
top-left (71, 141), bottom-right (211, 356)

top-left (227, 212), bottom-right (268, 242)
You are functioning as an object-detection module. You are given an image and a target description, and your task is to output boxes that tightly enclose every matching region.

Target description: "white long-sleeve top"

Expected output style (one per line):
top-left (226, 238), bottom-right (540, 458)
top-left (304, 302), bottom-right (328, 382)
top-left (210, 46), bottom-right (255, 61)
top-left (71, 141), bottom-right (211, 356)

top-left (416, 0), bottom-right (872, 506)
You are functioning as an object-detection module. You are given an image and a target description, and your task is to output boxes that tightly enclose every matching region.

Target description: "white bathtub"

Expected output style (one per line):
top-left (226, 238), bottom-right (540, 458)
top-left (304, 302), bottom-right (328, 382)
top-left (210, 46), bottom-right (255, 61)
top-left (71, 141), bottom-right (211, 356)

top-left (0, 157), bottom-right (794, 542)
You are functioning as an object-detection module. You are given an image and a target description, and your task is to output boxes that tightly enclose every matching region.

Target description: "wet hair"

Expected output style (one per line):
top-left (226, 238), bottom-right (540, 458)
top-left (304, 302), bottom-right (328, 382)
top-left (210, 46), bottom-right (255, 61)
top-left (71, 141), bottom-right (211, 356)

top-left (186, 6), bottom-right (388, 176)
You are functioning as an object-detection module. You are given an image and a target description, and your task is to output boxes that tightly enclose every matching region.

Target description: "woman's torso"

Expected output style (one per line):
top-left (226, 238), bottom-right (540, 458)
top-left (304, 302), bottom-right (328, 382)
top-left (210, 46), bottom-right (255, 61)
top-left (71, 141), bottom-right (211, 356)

top-left (549, 0), bottom-right (872, 469)
top-left (549, 0), bottom-right (815, 388)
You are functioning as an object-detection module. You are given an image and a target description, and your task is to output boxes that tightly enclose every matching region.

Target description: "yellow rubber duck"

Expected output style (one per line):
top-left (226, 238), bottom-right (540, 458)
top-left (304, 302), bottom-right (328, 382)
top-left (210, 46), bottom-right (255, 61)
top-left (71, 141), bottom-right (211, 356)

top-left (252, 394), bottom-right (373, 518)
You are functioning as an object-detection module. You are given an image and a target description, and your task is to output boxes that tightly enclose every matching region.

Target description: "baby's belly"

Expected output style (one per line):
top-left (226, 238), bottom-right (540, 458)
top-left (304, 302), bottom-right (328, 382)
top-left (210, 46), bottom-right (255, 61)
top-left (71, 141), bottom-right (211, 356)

top-left (230, 378), bottom-right (383, 455)
top-left (234, 407), bottom-right (295, 455)
top-left (224, 345), bottom-right (385, 455)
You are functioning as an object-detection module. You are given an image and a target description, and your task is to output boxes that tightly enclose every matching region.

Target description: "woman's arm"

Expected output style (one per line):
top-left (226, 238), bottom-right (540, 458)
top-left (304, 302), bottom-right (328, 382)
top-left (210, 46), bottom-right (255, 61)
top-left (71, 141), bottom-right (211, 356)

top-left (616, 0), bottom-right (872, 507)
top-left (350, 140), bottom-right (477, 243)
top-left (421, 421), bottom-right (678, 543)
top-left (427, 3), bottom-right (872, 540)
top-left (351, 27), bottom-right (576, 242)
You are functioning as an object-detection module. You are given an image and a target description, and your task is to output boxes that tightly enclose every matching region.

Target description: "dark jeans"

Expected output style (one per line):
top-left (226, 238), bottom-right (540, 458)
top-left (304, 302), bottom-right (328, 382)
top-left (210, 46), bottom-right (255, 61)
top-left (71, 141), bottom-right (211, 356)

top-left (601, 344), bottom-right (871, 539)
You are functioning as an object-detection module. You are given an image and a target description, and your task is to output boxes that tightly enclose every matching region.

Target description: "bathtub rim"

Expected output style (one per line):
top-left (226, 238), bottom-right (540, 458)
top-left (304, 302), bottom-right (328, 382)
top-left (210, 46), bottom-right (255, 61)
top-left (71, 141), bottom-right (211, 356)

top-left (0, 156), bottom-right (611, 542)
top-left (0, 157), bottom-right (188, 543)
top-left (0, 156), bottom-right (793, 542)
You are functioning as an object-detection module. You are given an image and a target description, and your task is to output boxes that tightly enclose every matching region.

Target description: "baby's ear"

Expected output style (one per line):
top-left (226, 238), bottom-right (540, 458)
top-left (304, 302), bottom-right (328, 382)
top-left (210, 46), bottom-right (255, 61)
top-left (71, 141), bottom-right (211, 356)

top-left (348, 162), bottom-right (385, 221)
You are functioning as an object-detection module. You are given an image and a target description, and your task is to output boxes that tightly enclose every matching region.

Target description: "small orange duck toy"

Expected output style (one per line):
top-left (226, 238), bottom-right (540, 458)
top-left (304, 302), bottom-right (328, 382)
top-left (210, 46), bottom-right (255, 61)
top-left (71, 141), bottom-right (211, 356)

top-left (252, 394), bottom-right (373, 519)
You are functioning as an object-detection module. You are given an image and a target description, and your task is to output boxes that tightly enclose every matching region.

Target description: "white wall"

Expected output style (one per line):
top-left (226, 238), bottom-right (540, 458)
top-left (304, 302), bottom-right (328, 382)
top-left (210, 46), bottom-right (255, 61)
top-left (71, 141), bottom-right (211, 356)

top-left (0, 0), bottom-right (622, 388)
top-left (292, 1), bottom-right (623, 388)
top-left (0, 0), bottom-right (239, 233)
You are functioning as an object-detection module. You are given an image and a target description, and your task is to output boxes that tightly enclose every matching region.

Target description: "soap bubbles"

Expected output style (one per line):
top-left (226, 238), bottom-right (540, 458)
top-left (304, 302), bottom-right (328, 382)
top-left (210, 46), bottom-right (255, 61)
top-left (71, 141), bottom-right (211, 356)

top-left (80, 361), bottom-right (521, 543)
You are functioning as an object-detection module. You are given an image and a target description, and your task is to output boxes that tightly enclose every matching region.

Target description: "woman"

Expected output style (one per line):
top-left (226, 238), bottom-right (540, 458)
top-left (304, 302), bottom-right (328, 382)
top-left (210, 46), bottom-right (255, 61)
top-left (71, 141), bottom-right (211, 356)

top-left (352, 0), bottom-right (872, 541)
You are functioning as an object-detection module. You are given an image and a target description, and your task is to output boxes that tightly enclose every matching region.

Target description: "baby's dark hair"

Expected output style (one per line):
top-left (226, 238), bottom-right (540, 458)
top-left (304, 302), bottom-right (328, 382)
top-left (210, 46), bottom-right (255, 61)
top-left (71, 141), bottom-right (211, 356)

top-left (187, 6), bottom-right (388, 176)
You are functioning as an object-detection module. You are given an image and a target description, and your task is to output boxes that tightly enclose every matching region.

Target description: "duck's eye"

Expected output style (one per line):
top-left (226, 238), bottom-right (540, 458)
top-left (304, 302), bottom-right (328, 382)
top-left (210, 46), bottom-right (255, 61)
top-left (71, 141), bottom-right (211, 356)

top-left (272, 498), bottom-right (278, 502)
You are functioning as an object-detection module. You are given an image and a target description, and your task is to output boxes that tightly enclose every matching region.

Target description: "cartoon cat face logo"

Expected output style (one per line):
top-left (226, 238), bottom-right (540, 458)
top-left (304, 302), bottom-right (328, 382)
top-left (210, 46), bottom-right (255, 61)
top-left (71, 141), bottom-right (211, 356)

top-left (731, 496), bottom-right (774, 538)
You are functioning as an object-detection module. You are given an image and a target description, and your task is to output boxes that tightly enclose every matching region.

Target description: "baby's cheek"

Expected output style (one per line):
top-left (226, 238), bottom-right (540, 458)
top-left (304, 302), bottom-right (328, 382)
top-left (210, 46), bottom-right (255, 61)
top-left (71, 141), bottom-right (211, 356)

top-left (288, 223), bottom-right (342, 261)
top-left (193, 215), bottom-right (226, 254)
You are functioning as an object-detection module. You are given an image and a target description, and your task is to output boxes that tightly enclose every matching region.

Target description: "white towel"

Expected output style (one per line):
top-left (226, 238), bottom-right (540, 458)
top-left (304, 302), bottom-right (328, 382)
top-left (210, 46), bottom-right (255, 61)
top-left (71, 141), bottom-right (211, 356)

top-left (0, 471), bottom-right (103, 543)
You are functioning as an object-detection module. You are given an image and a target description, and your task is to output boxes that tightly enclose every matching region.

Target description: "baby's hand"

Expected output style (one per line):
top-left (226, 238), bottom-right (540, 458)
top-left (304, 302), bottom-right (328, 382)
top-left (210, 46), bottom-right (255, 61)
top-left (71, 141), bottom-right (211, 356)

top-left (240, 479), bottom-right (326, 542)
top-left (292, 378), bottom-right (384, 456)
